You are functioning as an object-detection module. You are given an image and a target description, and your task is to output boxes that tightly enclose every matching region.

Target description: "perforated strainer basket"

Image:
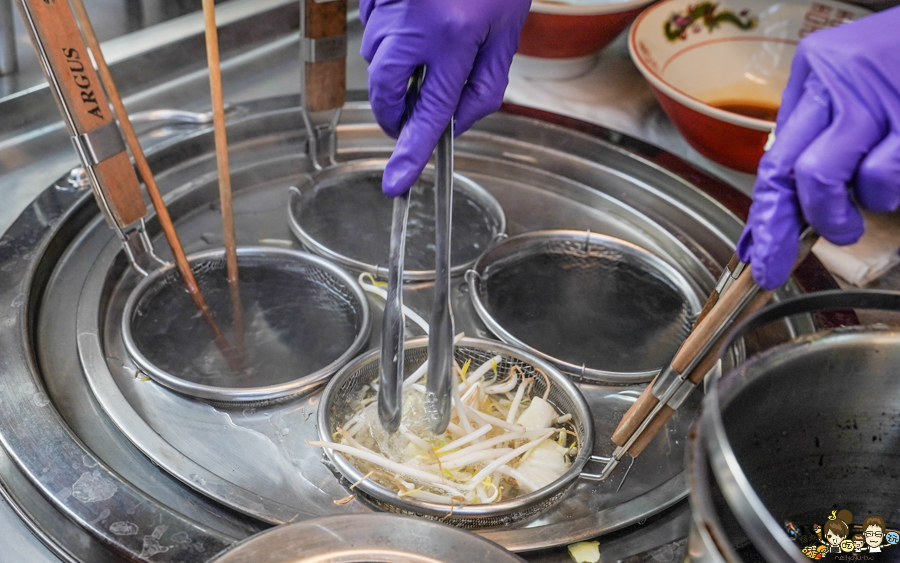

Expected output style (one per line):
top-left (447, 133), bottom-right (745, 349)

top-left (466, 230), bottom-right (703, 384)
top-left (317, 336), bottom-right (601, 528)
top-left (288, 160), bottom-right (506, 281)
top-left (122, 246), bottom-right (371, 403)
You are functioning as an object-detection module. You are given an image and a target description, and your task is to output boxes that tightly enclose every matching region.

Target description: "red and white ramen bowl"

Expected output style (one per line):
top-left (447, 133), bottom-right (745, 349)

top-left (513, 0), bottom-right (656, 80)
top-left (629, 0), bottom-right (870, 172)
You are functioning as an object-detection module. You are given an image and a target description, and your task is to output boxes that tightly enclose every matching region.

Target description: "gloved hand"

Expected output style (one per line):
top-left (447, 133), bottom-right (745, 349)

top-left (737, 7), bottom-right (900, 290)
top-left (360, 0), bottom-right (532, 196)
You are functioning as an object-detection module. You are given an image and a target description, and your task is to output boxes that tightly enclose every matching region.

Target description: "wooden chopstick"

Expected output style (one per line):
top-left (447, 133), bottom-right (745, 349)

top-left (201, 0), bottom-right (245, 352)
top-left (68, 0), bottom-right (241, 372)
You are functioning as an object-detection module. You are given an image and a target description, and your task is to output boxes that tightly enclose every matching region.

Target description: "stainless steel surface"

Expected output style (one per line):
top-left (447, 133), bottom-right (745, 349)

top-left (0, 6), bottom-right (838, 553)
top-left (686, 419), bottom-right (739, 563)
top-left (0, 0), bottom-right (16, 76)
top-left (287, 162), bottom-right (505, 281)
top-left (209, 514), bottom-right (527, 563)
top-left (318, 336), bottom-right (595, 527)
top-left (121, 246), bottom-right (371, 403)
top-left (379, 190), bottom-right (411, 433)
top-left (468, 231), bottom-right (703, 384)
top-left (426, 120), bottom-right (455, 433)
top-left (693, 290), bottom-right (900, 562)
top-left (0, 95), bottom-right (826, 559)
top-left (0, 0), bottom-right (850, 554)
top-left (59, 99), bottom-right (747, 550)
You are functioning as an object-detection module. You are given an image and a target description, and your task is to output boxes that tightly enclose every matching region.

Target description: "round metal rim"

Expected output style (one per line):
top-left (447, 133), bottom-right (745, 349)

top-left (317, 336), bottom-right (595, 521)
top-left (0, 96), bottom-right (843, 561)
top-left (209, 514), bottom-right (526, 563)
top-left (686, 420), bottom-right (743, 563)
top-left (466, 230), bottom-right (703, 384)
top-left (700, 290), bottom-right (900, 563)
top-left (700, 366), bottom-right (811, 563)
top-left (287, 159), bottom-right (507, 282)
top-left (121, 245), bottom-right (372, 403)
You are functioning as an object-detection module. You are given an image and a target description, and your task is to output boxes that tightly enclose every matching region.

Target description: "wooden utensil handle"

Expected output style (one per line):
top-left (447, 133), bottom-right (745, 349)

top-left (628, 404), bottom-right (674, 457)
top-left (670, 268), bottom-right (757, 374)
top-left (19, 0), bottom-right (145, 228)
top-left (693, 253), bottom-right (742, 329)
top-left (629, 287), bottom-right (776, 457)
top-left (303, 0), bottom-right (347, 112)
top-left (612, 252), bottom-right (743, 447)
top-left (611, 380), bottom-right (658, 446)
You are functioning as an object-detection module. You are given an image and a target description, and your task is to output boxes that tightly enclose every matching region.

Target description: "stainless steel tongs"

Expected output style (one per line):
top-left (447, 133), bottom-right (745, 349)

top-left (378, 68), bottom-right (456, 434)
top-left (378, 68), bottom-right (423, 433)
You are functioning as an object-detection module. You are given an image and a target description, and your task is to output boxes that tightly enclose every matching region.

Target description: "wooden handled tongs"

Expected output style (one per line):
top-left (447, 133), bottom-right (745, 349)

top-left (599, 228), bottom-right (819, 480)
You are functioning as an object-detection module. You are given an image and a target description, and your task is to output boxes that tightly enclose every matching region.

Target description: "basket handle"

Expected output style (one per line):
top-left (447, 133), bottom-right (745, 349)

top-left (302, 0), bottom-right (347, 112)
top-left (18, 0), bottom-right (146, 229)
top-left (714, 289), bottom-right (900, 367)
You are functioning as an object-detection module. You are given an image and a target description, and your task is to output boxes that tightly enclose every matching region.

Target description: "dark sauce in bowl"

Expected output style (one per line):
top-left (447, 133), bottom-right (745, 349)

top-left (712, 101), bottom-right (779, 121)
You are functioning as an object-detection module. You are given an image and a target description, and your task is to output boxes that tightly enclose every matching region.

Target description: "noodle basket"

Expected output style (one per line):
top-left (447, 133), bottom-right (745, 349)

top-left (317, 336), bottom-right (597, 528)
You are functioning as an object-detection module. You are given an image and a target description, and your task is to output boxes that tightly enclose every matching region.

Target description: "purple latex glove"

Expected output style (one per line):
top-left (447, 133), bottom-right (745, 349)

top-left (360, 0), bottom-right (531, 196)
top-left (737, 6), bottom-right (900, 290)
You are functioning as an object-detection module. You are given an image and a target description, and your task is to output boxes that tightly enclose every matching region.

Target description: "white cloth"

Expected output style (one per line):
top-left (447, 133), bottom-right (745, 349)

top-left (812, 210), bottom-right (900, 287)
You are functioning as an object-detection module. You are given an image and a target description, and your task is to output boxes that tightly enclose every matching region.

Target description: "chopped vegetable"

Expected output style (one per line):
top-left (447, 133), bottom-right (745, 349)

top-left (309, 346), bottom-right (577, 506)
top-left (567, 541), bottom-right (600, 563)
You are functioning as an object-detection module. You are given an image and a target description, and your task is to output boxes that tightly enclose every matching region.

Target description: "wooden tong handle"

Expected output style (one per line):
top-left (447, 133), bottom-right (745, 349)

top-left (303, 0), bottom-right (347, 112)
top-left (19, 0), bottom-right (145, 228)
top-left (612, 252), bottom-right (743, 446)
top-left (693, 253), bottom-right (742, 329)
top-left (612, 259), bottom-right (757, 449)
top-left (627, 284), bottom-right (775, 456)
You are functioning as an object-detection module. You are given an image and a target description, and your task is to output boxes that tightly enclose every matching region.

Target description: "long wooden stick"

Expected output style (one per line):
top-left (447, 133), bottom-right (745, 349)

top-left (68, 0), bottom-right (240, 372)
top-left (201, 0), bottom-right (245, 353)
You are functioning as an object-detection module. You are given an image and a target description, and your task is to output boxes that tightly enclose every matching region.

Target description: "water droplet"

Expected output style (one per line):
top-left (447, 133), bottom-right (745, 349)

top-left (280, 428), bottom-right (290, 436)
top-left (11, 294), bottom-right (25, 308)
top-left (32, 393), bottom-right (50, 407)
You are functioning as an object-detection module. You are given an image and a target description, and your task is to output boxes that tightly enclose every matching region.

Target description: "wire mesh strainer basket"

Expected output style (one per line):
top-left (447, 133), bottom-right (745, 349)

top-left (287, 160), bottom-right (506, 281)
top-left (317, 336), bottom-right (597, 528)
top-left (122, 246), bottom-right (371, 403)
top-left (466, 230), bottom-right (703, 384)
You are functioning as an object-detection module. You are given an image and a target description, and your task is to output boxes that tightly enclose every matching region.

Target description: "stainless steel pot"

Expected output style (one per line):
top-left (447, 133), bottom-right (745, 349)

top-left (209, 514), bottom-right (526, 563)
top-left (688, 290), bottom-right (900, 563)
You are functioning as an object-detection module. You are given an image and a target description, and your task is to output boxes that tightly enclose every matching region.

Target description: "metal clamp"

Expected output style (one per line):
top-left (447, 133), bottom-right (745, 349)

top-left (301, 106), bottom-right (342, 171)
top-left (301, 36), bottom-right (347, 63)
top-left (71, 120), bottom-right (127, 165)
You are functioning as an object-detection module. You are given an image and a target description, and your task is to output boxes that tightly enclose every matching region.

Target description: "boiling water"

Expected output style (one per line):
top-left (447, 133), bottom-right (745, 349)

top-left (129, 257), bottom-right (363, 388)
top-left (484, 246), bottom-right (693, 372)
top-left (296, 172), bottom-right (499, 272)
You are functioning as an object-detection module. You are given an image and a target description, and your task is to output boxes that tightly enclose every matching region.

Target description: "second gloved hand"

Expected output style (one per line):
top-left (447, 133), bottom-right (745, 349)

top-left (737, 7), bottom-right (900, 290)
top-left (361, 0), bottom-right (532, 197)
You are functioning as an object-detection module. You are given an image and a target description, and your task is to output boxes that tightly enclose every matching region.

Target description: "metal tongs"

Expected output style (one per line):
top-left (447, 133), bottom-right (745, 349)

top-left (600, 228), bottom-right (820, 480)
top-left (378, 68), bottom-right (456, 434)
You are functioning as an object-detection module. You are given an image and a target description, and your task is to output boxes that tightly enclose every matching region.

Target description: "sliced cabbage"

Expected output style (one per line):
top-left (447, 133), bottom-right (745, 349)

top-left (516, 396), bottom-right (556, 431)
top-left (515, 439), bottom-right (570, 490)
